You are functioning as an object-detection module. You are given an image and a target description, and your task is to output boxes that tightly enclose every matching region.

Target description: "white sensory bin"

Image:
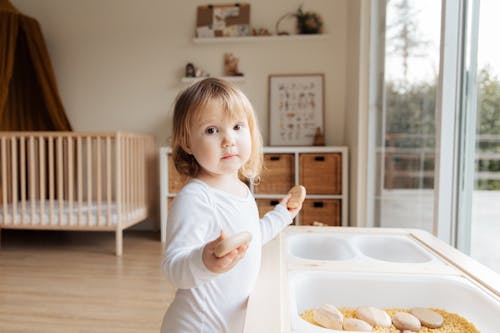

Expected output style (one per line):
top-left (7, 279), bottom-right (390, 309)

top-left (281, 227), bottom-right (500, 333)
top-left (288, 271), bottom-right (500, 332)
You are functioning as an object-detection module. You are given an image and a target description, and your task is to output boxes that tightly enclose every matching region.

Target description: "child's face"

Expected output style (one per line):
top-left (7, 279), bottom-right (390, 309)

top-left (185, 101), bottom-right (252, 178)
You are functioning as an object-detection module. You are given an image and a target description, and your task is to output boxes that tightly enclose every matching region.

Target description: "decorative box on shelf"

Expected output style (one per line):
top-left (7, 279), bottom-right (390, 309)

top-left (159, 146), bottom-right (348, 242)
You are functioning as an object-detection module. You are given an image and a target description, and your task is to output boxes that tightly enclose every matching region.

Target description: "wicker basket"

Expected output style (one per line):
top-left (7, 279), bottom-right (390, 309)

top-left (299, 199), bottom-right (341, 226)
top-left (254, 154), bottom-right (295, 194)
top-left (299, 153), bottom-right (342, 194)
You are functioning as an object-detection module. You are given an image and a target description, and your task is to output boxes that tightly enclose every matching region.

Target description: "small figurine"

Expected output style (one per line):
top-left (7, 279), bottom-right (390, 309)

top-left (224, 53), bottom-right (243, 76)
top-left (313, 127), bottom-right (325, 146)
top-left (252, 27), bottom-right (272, 36)
top-left (185, 63), bottom-right (209, 78)
top-left (185, 63), bottom-right (195, 77)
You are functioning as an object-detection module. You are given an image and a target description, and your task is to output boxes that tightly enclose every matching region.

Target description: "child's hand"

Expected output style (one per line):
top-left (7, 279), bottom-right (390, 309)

top-left (202, 230), bottom-right (249, 274)
top-left (279, 193), bottom-right (302, 219)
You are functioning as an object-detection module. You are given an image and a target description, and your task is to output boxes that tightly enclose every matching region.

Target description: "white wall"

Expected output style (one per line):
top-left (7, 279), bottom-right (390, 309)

top-left (12, 0), bottom-right (363, 226)
top-left (12, 0), bottom-right (349, 148)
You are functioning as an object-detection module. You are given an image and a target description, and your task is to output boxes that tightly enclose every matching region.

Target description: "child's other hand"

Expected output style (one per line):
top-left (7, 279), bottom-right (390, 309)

top-left (202, 230), bottom-right (249, 274)
top-left (279, 194), bottom-right (302, 219)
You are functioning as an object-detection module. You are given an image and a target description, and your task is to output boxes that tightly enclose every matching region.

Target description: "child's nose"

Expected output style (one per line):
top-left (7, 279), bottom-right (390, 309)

top-left (222, 131), bottom-right (236, 147)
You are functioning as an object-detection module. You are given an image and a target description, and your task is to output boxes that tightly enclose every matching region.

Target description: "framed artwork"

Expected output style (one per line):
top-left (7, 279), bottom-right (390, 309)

top-left (268, 74), bottom-right (324, 146)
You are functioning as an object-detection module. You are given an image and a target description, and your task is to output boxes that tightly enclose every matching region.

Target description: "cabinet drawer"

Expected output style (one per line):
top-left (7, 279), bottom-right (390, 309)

top-left (299, 199), bottom-right (341, 226)
top-left (256, 198), bottom-right (280, 218)
top-left (254, 154), bottom-right (295, 194)
top-left (168, 155), bottom-right (188, 193)
top-left (299, 153), bottom-right (342, 194)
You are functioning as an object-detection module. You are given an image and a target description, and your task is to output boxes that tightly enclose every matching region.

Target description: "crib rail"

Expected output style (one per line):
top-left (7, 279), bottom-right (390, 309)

top-left (0, 132), bottom-right (157, 231)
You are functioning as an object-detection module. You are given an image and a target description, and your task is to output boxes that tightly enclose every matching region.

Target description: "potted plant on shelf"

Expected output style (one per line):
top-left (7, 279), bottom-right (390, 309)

top-left (275, 5), bottom-right (323, 35)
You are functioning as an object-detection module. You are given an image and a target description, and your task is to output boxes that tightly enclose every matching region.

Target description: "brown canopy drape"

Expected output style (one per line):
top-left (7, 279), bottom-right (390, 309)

top-left (0, 0), bottom-right (72, 130)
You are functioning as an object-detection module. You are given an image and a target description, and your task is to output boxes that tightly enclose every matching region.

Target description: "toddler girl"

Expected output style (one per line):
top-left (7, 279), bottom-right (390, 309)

top-left (161, 78), bottom-right (302, 333)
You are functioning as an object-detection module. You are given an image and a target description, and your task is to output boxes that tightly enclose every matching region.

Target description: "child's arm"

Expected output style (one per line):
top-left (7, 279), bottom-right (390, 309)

top-left (259, 193), bottom-right (302, 245)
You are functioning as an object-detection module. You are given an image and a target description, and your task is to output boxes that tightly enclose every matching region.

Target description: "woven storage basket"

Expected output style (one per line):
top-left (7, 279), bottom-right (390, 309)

top-left (299, 153), bottom-right (342, 194)
top-left (300, 199), bottom-right (341, 226)
top-left (254, 154), bottom-right (295, 194)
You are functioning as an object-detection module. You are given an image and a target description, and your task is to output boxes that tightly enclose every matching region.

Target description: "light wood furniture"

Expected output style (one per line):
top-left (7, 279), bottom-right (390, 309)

top-left (0, 132), bottom-right (158, 256)
top-left (160, 146), bottom-right (348, 242)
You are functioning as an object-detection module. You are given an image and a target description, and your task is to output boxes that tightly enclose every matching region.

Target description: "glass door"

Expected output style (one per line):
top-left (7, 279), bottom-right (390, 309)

top-left (368, 0), bottom-right (442, 232)
top-left (369, 0), bottom-right (500, 273)
top-left (461, 0), bottom-right (500, 273)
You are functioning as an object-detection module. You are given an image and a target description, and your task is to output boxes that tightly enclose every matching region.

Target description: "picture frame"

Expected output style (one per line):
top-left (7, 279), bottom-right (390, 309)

top-left (268, 74), bottom-right (325, 146)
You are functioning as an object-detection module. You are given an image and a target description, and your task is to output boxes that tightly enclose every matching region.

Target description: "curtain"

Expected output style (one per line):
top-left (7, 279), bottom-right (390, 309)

top-left (0, 0), bottom-right (72, 131)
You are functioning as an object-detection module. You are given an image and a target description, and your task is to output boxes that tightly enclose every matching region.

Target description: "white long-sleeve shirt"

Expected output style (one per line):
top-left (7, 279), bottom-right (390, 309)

top-left (161, 179), bottom-right (292, 333)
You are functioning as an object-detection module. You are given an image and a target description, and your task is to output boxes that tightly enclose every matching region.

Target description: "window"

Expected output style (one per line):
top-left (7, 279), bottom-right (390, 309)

top-left (368, 0), bottom-right (441, 232)
top-left (368, 0), bottom-right (500, 273)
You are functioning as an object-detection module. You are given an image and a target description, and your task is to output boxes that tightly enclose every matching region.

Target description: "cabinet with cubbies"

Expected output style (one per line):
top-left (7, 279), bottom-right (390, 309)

top-left (160, 146), bottom-right (348, 242)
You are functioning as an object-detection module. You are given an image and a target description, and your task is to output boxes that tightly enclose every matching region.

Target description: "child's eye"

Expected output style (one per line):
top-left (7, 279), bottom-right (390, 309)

top-left (234, 123), bottom-right (244, 130)
top-left (205, 127), bottom-right (218, 135)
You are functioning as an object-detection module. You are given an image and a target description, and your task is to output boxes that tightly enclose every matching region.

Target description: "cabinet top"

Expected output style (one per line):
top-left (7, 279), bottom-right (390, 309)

top-left (262, 146), bottom-right (348, 153)
top-left (160, 146), bottom-right (348, 154)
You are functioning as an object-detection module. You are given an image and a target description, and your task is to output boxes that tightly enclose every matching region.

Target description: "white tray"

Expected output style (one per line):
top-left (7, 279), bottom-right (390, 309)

top-left (288, 271), bottom-right (500, 333)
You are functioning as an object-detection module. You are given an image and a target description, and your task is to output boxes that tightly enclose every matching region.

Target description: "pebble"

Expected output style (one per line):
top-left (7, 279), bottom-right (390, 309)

top-left (355, 306), bottom-right (392, 327)
top-left (410, 307), bottom-right (444, 328)
top-left (392, 312), bottom-right (421, 331)
top-left (343, 318), bottom-right (373, 331)
top-left (313, 304), bottom-right (343, 330)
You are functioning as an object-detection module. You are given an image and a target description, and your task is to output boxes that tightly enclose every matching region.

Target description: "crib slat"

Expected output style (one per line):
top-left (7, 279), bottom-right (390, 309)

top-left (116, 135), bottom-right (122, 226)
top-left (29, 137), bottom-right (36, 225)
top-left (11, 138), bottom-right (17, 225)
top-left (39, 136), bottom-right (45, 224)
top-left (131, 138), bottom-right (135, 212)
top-left (20, 138), bottom-right (26, 225)
top-left (123, 137), bottom-right (131, 221)
top-left (77, 137), bottom-right (82, 226)
top-left (96, 137), bottom-right (102, 226)
top-left (106, 137), bottom-right (111, 226)
top-left (135, 138), bottom-right (139, 211)
top-left (68, 137), bottom-right (73, 226)
top-left (137, 139), bottom-right (142, 210)
top-left (136, 140), bottom-right (141, 212)
top-left (57, 137), bottom-right (63, 226)
top-left (48, 137), bottom-right (54, 225)
top-left (126, 137), bottom-right (134, 221)
top-left (1, 137), bottom-right (7, 225)
top-left (87, 136), bottom-right (92, 225)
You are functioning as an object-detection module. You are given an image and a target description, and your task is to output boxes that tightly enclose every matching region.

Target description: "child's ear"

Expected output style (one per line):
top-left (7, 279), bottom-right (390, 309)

top-left (181, 142), bottom-right (193, 155)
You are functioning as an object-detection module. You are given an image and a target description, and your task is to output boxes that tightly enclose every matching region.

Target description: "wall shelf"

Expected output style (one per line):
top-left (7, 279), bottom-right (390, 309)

top-left (192, 34), bottom-right (329, 44)
top-left (181, 76), bottom-right (245, 84)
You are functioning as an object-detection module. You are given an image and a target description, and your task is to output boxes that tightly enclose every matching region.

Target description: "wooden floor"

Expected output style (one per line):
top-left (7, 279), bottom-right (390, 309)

top-left (0, 229), bottom-right (176, 333)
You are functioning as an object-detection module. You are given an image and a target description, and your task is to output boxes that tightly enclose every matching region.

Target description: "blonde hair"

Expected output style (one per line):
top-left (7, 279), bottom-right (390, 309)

top-left (171, 78), bottom-right (263, 180)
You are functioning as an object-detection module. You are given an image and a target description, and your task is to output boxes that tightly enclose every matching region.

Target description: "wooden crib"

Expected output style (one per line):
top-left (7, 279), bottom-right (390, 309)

top-left (0, 132), bottom-right (158, 255)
